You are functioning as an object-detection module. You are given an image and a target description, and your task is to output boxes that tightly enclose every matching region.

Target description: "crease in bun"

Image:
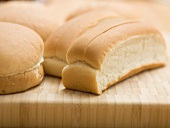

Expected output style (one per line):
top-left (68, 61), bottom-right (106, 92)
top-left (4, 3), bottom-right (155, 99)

top-left (0, 57), bottom-right (44, 77)
top-left (0, 22), bottom-right (44, 94)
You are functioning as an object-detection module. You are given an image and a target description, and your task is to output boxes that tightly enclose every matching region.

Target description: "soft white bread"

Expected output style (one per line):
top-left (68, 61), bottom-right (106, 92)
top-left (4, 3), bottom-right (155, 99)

top-left (44, 9), bottom-right (121, 77)
top-left (63, 21), bottom-right (167, 94)
top-left (0, 1), bottom-right (60, 41)
top-left (0, 22), bottom-right (44, 94)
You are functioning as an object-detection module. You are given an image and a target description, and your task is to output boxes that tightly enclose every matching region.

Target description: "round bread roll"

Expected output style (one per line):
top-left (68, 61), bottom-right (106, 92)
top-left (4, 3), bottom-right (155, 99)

top-left (0, 22), bottom-right (44, 94)
top-left (0, 1), bottom-right (61, 41)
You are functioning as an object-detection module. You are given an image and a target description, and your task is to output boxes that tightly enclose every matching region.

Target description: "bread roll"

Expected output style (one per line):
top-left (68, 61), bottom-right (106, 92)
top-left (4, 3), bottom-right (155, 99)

top-left (65, 1), bottom-right (103, 21)
top-left (66, 1), bottom-right (170, 32)
top-left (44, 9), bottom-right (121, 77)
top-left (0, 22), bottom-right (44, 94)
top-left (0, 1), bottom-right (60, 41)
top-left (63, 20), bottom-right (167, 94)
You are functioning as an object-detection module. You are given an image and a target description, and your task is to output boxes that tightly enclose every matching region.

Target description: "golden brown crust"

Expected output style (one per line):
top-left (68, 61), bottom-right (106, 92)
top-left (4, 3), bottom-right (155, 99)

top-left (62, 63), bottom-right (99, 94)
top-left (63, 63), bottom-right (165, 95)
top-left (44, 9), bottom-right (120, 60)
top-left (0, 22), bottom-right (44, 76)
top-left (67, 22), bottom-right (163, 69)
top-left (67, 19), bottom-right (139, 65)
top-left (44, 9), bottom-right (121, 77)
top-left (0, 64), bottom-right (44, 94)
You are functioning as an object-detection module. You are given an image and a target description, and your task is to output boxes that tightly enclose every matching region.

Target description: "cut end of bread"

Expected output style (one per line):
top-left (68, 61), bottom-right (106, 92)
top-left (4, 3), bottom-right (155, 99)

top-left (62, 62), bottom-right (100, 94)
top-left (96, 34), bottom-right (167, 92)
top-left (62, 34), bottom-right (167, 94)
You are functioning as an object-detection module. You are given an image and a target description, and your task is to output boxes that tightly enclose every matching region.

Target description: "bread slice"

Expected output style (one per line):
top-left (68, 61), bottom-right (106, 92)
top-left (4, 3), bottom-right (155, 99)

top-left (63, 22), bottom-right (167, 94)
top-left (43, 9), bottom-right (121, 77)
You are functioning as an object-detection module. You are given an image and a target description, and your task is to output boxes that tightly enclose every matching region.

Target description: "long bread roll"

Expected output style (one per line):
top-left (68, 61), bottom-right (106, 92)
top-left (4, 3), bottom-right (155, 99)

top-left (63, 20), bottom-right (167, 94)
top-left (44, 9), bottom-right (121, 77)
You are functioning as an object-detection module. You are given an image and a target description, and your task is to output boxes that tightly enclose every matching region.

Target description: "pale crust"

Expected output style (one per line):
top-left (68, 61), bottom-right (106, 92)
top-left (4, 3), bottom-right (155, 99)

top-left (67, 22), bottom-right (165, 69)
top-left (0, 64), bottom-right (44, 94)
top-left (0, 22), bottom-right (44, 76)
top-left (62, 63), bottom-right (164, 95)
top-left (43, 58), bottom-right (67, 77)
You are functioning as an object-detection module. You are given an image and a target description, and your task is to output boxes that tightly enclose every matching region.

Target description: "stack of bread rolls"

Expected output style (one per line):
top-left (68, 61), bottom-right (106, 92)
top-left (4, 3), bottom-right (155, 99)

top-left (0, 0), bottom-right (167, 94)
top-left (44, 9), bottom-right (167, 94)
top-left (44, 9), bottom-right (120, 77)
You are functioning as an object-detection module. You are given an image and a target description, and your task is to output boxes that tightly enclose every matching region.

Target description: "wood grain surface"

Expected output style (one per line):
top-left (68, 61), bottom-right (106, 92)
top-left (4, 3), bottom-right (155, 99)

top-left (0, 34), bottom-right (169, 127)
top-left (0, 1), bottom-right (170, 128)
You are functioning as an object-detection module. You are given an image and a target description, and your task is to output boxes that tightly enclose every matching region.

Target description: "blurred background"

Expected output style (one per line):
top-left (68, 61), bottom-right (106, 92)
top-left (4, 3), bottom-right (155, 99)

top-left (0, 0), bottom-right (169, 31)
top-left (0, 0), bottom-right (170, 52)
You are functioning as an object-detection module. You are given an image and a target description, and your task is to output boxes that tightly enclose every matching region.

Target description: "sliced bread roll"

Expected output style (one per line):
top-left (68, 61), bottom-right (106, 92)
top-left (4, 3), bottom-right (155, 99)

top-left (0, 22), bottom-right (44, 94)
top-left (44, 9), bottom-right (121, 77)
top-left (63, 21), bottom-right (167, 94)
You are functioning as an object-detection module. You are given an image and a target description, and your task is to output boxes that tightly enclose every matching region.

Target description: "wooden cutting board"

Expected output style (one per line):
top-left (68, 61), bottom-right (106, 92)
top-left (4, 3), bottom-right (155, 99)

top-left (0, 34), bottom-right (170, 128)
top-left (0, 1), bottom-right (170, 127)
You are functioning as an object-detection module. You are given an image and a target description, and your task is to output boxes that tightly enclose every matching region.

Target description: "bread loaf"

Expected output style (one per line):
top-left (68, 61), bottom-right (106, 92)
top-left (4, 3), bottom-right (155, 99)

top-left (62, 20), bottom-right (167, 94)
top-left (0, 22), bottom-right (44, 94)
top-left (44, 9), bottom-right (121, 77)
